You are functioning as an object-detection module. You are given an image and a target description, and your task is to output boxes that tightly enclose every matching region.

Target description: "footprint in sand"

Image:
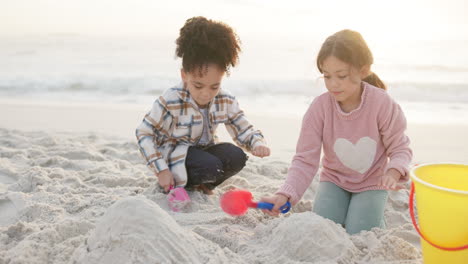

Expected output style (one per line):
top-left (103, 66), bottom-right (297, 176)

top-left (0, 172), bottom-right (17, 184)
top-left (0, 198), bottom-right (19, 226)
top-left (0, 172), bottom-right (17, 193)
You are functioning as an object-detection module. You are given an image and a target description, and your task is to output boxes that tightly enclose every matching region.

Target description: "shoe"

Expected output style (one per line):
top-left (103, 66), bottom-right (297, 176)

top-left (197, 184), bottom-right (214, 195)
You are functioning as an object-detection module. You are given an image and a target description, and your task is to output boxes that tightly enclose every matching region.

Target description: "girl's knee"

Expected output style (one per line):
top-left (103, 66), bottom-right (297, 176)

top-left (212, 143), bottom-right (247, 172)
top-left (202, 157), bottom-right (223, 178)
top-left (312, 182), bottom-right (351, 225)
top-left (344, 190), bottom-right (388, 234)
top-left (229, 145), bottom-right (247, 170)
top-left (345, 218), bottom-right (386, 235)
top-left (186, 156), bottom-right (223, 186)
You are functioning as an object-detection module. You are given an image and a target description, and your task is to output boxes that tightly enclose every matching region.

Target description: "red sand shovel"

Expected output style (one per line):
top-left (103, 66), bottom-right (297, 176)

top-left (220, 189), bottom-right (291, 216)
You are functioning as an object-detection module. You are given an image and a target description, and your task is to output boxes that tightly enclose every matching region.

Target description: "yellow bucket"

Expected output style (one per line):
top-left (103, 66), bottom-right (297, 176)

top-left (410, 163), bottom-right (468, 264)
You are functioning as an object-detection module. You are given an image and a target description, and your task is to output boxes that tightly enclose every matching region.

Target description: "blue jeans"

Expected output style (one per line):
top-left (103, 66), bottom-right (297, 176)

top-left (185, 143), bottom-right (247, 190)
top-left (313, 181), bottom-right (388, 235)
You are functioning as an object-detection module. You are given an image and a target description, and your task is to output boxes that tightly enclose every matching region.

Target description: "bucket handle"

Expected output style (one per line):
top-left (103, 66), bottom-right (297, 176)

top-left (409, 182), bottom-right (468, 251)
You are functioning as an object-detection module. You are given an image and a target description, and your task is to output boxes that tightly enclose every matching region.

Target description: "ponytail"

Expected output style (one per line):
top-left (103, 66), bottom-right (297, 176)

top-left (363, 72), bottom-right (386, 90)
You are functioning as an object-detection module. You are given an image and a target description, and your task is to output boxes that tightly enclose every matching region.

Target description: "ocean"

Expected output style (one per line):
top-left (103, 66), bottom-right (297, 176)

top-left (1, 34), bottom-right (467, 124)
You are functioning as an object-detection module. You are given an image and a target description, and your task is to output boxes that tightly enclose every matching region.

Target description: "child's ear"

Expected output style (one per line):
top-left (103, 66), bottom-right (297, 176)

top-left (180, 69), bottom-right (187, 82)
top-left (360, 65), bottom-right (371, 79)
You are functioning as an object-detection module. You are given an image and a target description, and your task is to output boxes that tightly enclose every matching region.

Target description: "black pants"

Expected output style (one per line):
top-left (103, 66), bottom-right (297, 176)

top-left (185, 143), bottom-right (248, 190)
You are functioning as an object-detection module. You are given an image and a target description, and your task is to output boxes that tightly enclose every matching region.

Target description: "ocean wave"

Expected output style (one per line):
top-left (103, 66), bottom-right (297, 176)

top-left (0, 76), bottom-right (467, 104)
top-left (381, 64), bottom-right (468, 73)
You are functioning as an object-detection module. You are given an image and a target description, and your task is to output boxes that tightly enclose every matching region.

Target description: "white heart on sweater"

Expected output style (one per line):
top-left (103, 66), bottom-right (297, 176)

top-left (333, 137), bottom-right (377, 174)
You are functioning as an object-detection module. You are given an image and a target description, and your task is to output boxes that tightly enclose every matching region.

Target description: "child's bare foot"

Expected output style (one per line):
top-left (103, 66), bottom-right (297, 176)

top-left (197, 184), bottom-right (214, 195)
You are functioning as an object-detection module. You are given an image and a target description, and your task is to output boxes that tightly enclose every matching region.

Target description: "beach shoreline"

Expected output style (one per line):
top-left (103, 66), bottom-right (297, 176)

top-left (1, 97), bottom-right (467, 263)
top-left (1, 97), bottom-right (467, 163)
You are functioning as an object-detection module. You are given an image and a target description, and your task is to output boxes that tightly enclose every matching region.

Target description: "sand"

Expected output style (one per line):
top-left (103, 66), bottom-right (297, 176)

top-left (1, 99), bottom-right (466, 263)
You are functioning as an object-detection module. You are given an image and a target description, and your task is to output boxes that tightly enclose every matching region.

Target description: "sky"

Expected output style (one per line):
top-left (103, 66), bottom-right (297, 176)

top-left (1, 0), bottom-right (467, 42)
top-left (1, 0), bottom-right (468, 111)
top-left (1, 0), bottom-right (468, 82)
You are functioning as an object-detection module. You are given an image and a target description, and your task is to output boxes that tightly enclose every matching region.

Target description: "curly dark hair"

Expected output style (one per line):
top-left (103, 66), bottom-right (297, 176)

top-left (175, 16), bottom-right (241, 76)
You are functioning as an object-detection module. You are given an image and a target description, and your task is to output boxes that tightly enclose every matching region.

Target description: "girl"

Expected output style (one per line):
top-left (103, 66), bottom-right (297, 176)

top-left (136, 17), bottom-right (270, 209)
top-left (261, 29), bottom-right (412, 234)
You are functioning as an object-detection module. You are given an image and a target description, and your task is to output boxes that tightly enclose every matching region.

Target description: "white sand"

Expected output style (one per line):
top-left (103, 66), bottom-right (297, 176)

top-left (2, 99), bottom-right (466, 263)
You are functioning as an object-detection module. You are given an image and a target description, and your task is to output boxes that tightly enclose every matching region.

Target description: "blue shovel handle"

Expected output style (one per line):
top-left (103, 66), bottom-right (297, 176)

top-left (256, 201), bottom-right (291, 214)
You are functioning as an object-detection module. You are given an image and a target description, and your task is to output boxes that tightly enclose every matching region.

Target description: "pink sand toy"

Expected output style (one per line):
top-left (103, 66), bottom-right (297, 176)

top-left (167, 186), bottom-right (191, 212)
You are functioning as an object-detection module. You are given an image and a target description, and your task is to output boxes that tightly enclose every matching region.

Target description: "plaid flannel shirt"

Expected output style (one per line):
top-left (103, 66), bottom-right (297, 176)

top-left (136, 85), bottom-right (266, 186)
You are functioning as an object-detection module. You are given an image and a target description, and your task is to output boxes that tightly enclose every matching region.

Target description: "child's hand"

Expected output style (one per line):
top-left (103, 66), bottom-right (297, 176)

top-left (157, 169), bottom-right (175, 193)
top-left (252, 146), bottom-right (270, 158)
top-left (380, 169), bottom-right (405, 191)
top-left (260, 194), bottom-right (289, 216)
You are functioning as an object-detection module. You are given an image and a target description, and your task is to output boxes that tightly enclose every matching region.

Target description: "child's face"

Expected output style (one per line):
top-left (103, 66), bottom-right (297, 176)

top-left (181, 64), bottom-right (225, 108)
top-left (321, 56), bottom-right (369, 107)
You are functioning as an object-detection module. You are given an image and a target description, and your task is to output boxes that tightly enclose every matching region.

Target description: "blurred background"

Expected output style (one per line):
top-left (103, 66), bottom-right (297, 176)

top-left (1, 0), bottom-right (468, 124)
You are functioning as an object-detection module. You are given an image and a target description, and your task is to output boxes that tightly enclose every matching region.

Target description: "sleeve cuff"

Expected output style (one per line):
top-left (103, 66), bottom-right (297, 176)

top-left (276, 183), bottom-right (300, 205)
top-left (250, 137), bottom-right (267, 150)
top-left (149, 158), bottom-right (169, 174)
top-left (385, 163), bottom-right (409, 182)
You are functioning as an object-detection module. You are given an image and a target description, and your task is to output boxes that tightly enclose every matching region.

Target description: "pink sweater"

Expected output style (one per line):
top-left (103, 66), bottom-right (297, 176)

top-left (278, 82), bottom-right (412, 205)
